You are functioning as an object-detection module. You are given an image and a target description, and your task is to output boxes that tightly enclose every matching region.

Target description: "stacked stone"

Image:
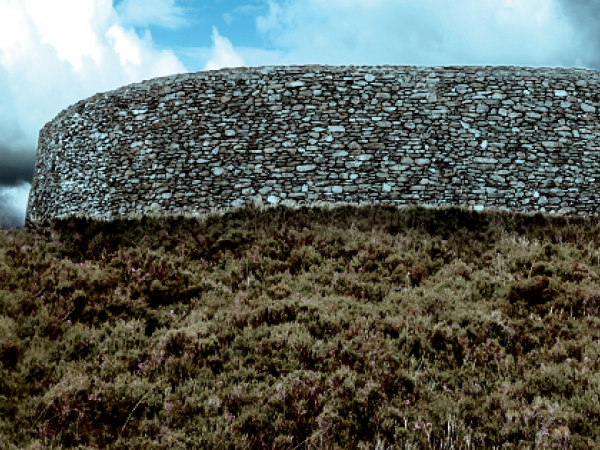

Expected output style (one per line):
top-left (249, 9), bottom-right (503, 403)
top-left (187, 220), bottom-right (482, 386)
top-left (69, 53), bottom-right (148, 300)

top-left (25, 64), bottom-right (600, 224)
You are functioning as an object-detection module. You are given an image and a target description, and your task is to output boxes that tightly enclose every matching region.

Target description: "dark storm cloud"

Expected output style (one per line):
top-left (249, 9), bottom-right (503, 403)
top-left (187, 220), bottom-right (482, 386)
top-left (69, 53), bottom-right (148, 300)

top-left (555, 0), bottom-right (600, 69)
top-left (0, 145), bottom-right (36, 190)
top-left (0, 129), bottom-right (36, 190)
top-left (0, 130), bottom-right (36, 230)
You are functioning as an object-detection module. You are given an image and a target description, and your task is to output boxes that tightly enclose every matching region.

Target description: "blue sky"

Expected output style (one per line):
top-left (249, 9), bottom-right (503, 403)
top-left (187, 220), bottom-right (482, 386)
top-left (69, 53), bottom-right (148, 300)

top-left (1, 0), bottom-right (599, 230)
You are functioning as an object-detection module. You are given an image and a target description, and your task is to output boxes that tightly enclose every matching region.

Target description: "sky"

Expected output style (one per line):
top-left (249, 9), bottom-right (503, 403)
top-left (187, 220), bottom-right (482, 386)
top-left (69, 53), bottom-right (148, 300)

top-left (0, 0), bottom-right (599, 230)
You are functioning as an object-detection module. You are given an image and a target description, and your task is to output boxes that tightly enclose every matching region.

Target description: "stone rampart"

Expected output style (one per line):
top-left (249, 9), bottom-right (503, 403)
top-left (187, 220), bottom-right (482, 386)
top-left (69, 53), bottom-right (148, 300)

top-left (25, 64), bottom-right (600, 224)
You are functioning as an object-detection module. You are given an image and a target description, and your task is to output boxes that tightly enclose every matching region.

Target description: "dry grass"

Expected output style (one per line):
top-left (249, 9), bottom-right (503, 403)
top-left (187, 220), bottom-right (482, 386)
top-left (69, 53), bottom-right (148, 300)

top-left (1, 197), bottom-right (600, 449)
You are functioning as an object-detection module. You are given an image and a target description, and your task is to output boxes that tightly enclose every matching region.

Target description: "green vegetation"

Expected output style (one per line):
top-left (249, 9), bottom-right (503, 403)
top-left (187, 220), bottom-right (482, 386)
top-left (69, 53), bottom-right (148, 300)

top-left (1, 199), bottom-right (600, 449)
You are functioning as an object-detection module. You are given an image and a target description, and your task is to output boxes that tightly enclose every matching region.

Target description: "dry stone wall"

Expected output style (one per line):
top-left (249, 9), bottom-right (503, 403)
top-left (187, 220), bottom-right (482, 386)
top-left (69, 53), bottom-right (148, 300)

top-left (25, 64), bottom-right (600, 225)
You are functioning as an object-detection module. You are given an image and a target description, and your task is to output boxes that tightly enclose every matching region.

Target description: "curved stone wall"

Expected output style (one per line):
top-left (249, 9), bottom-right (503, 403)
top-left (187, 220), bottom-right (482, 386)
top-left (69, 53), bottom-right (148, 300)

top-left (25, 64), bottom-right (600, 224)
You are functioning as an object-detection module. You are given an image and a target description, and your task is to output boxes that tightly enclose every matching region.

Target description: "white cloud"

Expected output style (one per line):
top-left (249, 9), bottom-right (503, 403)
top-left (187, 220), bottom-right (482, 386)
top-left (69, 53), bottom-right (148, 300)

top-left (0, 0), bottom-right (31, 66)
top-left (0, 0), bottom-right (187, 143)
top-left (204, 26), bottom-right (245, 70)
top-left (222, 12), bottom-right (235, 25)
top-left (21, 0), bottom-right (109, 70)
top-left (255, 0), bottom-right (582, 67)
top-left (0, 0), bottom-right (188, 227)
top-left (106, 24), bottom-right (143, 65)
top-left (115, 0), bottom-right (191, 29)
top-left (0, 0), bottom-right (187, 133)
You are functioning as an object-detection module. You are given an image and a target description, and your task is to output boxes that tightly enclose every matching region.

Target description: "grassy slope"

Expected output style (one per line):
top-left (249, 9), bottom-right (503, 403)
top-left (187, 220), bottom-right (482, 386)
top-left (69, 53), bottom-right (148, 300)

top-left (1, 200), bottom-right (600, 449)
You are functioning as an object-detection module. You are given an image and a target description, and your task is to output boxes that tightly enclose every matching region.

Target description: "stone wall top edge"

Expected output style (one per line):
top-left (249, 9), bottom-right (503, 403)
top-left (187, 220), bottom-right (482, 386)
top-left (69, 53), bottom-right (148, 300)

top-left (38, 63), bottom-right (600, 136)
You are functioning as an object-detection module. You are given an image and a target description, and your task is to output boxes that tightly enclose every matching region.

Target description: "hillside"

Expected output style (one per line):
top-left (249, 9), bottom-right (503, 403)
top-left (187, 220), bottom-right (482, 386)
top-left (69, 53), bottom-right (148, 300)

top-left (1, 201), bottom-right (599, 449)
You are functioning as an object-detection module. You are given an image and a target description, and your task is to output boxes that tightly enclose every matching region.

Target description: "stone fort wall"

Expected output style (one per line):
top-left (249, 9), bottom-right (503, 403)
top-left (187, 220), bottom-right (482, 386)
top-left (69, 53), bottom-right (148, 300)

top-left (25, 64), bottom-right (600, 225)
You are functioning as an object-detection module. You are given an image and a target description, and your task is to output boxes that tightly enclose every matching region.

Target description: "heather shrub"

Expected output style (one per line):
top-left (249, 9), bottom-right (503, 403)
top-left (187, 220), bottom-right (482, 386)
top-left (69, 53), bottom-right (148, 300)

top-left (1, 201), bottom-right (600, 449)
